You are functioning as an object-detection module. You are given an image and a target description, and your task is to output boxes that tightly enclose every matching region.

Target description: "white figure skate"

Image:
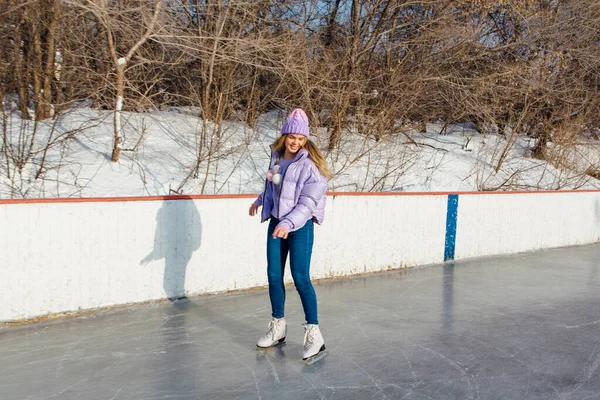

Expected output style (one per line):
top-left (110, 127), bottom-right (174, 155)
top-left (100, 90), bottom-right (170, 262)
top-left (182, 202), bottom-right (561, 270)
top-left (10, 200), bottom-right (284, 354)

top-left (302, 324), bottom-right (329, 364)
top-left (256, 318), bottom-right (287, 348)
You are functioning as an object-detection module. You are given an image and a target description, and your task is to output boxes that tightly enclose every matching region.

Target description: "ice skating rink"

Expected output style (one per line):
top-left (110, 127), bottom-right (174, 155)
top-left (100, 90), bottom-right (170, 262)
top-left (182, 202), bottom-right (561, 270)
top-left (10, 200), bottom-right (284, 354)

top-left (1, 244), bottom-right (599, 400)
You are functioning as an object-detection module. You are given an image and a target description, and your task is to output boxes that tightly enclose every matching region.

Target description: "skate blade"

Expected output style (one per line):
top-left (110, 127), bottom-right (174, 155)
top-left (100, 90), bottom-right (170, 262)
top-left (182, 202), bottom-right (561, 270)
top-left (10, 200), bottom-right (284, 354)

top-left (304, 350), bottom-right (329, 365)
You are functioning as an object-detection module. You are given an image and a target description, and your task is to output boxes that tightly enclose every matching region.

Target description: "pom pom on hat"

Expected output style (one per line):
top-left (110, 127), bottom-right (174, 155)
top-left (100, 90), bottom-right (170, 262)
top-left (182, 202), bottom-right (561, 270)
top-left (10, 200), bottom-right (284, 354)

top-left (281, 108), bottom-right (309, 137)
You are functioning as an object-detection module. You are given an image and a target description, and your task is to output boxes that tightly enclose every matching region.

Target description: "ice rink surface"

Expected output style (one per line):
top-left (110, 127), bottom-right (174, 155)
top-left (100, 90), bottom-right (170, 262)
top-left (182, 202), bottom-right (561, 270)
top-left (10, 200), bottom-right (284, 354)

top-left (1, 244), bottom-right (599, 400)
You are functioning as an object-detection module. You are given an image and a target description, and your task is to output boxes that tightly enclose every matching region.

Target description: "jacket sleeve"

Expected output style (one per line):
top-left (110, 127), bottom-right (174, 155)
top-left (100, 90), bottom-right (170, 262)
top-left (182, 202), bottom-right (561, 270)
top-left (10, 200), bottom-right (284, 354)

top-left (254, 192), bottom-right (264, 207)
top-left (278, 170), bottom-right (327, 232)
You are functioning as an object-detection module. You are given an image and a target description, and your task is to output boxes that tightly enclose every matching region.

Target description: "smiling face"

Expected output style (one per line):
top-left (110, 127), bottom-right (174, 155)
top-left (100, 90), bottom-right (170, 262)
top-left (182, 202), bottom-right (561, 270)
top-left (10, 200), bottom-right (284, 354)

top-left (283, 134), bottom-right (307, 158)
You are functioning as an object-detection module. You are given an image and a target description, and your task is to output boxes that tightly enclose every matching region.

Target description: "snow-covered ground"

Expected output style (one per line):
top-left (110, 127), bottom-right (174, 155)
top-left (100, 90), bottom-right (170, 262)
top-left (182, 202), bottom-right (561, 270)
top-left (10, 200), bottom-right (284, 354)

top-left (1, 106), bottom-right (599, 199)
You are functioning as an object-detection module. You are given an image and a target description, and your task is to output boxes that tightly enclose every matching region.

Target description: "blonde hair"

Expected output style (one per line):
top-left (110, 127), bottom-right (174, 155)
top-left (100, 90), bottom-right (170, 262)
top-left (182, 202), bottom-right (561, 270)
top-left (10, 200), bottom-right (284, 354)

top-left (272, 135), bottom-right (333, 179)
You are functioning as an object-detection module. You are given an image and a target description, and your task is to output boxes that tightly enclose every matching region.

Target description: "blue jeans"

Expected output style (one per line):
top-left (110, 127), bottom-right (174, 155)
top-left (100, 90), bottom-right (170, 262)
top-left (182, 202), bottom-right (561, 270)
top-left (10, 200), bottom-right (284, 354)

top-left (266, 218), bottom-right (318, 325)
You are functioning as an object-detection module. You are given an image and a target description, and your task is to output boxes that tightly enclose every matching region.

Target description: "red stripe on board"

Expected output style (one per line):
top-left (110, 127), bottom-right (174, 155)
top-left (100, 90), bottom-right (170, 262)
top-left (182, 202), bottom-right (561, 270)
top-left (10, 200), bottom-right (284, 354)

top-left (330, 189), bottom-right (600, 197)
top-left (0, 194), bottom-right (257, 205)
top-left (0, 189), bottom-right (598, 205)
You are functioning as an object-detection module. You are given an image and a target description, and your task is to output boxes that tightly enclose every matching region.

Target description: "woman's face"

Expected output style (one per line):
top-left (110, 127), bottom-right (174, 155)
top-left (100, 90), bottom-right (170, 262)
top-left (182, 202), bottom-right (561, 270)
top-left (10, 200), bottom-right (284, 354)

top-left (284, 134), bottom-right (306, 157)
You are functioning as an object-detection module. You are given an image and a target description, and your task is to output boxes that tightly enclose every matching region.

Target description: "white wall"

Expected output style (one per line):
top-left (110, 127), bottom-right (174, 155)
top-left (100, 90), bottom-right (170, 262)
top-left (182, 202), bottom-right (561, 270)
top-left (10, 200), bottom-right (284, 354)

top-left (1, 191), bottom-right (599, 323)
top-left (454, 191), bottom-right (600, 259)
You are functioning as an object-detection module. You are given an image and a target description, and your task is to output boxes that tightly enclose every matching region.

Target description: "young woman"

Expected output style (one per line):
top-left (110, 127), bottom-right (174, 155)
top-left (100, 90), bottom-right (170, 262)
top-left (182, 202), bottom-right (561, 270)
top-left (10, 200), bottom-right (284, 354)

top-left (249, 108), bottom-right (330, 363)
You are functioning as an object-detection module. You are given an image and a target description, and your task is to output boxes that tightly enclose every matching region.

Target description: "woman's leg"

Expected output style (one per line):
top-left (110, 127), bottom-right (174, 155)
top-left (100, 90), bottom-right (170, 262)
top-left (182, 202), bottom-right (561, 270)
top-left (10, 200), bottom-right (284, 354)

top-left (288, 220), bottom-right (318, 325)
top-left (266, 218), bottom-right (288, 319)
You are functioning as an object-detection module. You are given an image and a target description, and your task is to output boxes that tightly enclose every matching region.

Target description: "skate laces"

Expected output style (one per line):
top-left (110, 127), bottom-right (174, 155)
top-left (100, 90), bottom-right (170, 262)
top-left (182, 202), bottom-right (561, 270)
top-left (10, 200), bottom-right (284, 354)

top-left (266, 320), bottom-right (276, 339)
top-left (303, 324), bottom-right (318, 347)
top-left (267, 319), bottom-right (284, 340)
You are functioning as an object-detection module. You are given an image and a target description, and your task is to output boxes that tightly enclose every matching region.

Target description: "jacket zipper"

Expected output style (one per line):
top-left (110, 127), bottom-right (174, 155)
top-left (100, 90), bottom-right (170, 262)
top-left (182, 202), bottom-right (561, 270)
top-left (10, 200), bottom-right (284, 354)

top-left (277, 156), bottom-right (302, 219)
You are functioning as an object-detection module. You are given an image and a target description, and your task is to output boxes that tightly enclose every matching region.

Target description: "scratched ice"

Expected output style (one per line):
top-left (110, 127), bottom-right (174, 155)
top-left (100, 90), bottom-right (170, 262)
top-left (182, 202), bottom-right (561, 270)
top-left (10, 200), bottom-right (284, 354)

top-left (1, 244), bottom-right (599, 400)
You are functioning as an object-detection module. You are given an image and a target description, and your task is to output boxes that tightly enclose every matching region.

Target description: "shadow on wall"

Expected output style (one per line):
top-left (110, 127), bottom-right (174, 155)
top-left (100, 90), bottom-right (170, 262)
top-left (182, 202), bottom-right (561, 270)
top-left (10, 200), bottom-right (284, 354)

top-left (141, 197), bottom-right (202, 301)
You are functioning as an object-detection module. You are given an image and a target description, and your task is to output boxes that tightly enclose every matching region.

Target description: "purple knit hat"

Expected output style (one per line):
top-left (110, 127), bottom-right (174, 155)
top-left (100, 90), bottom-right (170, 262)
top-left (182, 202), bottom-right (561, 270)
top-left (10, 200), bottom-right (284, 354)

top-left (281, 108), bottom-right (309, 137)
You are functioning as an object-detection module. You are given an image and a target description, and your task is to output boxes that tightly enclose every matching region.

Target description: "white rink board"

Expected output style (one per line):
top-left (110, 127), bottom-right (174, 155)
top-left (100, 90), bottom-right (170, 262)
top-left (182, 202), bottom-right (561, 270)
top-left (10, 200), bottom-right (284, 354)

top-left (0, 194), bottom-right (448, 322)
top-left (454, 192), bottom-right (600, 259)
top-left (1, 191), bottom-right (599, 322)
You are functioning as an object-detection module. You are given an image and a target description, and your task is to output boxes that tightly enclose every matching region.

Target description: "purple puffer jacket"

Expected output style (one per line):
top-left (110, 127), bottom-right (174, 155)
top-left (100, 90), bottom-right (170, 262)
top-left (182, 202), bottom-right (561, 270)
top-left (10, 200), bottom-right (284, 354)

top-left (254, 147), bottom-right (328, 232)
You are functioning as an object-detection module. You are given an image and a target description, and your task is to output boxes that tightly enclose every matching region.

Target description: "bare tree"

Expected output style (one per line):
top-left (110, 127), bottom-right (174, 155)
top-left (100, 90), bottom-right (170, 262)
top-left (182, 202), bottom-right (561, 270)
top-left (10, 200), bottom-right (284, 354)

top-left (1, 0), bottom-right (600, 198)
top-left (1, 0), bottom-right (61, 120)
top-left (75, 0), bottom-right (163, 162)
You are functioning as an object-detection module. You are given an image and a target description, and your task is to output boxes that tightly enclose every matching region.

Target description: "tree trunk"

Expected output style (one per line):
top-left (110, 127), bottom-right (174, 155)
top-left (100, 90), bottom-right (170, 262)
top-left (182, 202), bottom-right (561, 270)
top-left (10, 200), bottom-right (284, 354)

top-left (532, 120), bottom-right (551, 160)
top-left (41, 0), bottom-right (60, 119)
top-left (324, 0), bottom-right (342, 46)
top-left (13, 10), bottom-right (29, 118)
top-left (30, 8), bottom-right (44, 120)
top-left (103, 0), bottom-right (162, 162)
top-left (111, 66), bottom-right (124, 162)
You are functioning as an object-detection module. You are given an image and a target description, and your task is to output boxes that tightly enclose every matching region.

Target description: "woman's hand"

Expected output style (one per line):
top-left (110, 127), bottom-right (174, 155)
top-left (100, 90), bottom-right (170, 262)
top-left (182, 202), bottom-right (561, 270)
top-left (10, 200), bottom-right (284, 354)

top-left (272, 226), bottom-right (289, 239)
top-left (249, 203), bottom-right (259, 216)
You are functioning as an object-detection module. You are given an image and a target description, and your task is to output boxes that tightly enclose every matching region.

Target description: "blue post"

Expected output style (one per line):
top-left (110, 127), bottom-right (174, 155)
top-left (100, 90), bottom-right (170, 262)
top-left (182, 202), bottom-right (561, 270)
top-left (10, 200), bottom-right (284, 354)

top-left (444, 194), bottom-right (459, 261)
